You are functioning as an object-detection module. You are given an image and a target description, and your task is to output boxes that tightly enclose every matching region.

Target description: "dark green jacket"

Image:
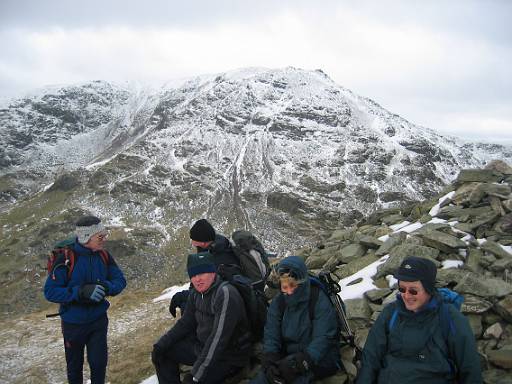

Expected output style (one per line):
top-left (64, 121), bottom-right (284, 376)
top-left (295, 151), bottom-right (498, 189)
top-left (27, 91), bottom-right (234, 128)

top-left (264, 256), bottom-right (340, 370)
top-left (357, 294), bottom-right (482, 384)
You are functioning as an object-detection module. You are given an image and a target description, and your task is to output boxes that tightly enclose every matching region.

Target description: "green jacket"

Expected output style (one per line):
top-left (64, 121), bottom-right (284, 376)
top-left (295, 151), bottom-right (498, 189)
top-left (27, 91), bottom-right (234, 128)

top-left (264, 256), bottom-right (340, 371)
top-left (357, 294), bottom-right (482, 384)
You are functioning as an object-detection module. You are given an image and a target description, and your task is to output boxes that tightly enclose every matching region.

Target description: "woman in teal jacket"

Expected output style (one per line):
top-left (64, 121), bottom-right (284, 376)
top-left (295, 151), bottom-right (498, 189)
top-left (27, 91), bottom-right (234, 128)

top-left (251, 256), bottom-right (340, 384)
top-left (357, 256), bottom-right (482, 384)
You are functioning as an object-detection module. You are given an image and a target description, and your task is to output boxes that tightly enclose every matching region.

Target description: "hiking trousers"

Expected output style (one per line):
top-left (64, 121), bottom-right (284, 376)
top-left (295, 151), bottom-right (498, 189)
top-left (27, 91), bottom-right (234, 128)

top-left (152, 333), bottom-right (243, 384)
top-left (61, 314), bottom-right (108, 384)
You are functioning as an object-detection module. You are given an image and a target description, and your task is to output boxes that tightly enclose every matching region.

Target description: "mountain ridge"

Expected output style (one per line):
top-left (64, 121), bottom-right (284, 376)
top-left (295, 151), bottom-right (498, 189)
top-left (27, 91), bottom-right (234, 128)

top-left (0, 66), bottom-right (511, 316)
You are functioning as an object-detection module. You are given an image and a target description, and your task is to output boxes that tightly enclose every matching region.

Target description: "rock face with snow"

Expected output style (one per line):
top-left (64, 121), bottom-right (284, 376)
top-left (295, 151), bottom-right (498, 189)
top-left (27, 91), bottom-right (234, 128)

top-left (298, 161), bottom-right (512, 383)
top-left (1, 67), bottom-right (511, 317)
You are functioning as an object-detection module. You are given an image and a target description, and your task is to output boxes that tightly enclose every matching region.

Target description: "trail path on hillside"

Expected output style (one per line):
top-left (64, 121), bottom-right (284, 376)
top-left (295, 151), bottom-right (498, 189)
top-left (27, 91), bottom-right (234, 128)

top-left (0, 291), bottom-right (172, 384)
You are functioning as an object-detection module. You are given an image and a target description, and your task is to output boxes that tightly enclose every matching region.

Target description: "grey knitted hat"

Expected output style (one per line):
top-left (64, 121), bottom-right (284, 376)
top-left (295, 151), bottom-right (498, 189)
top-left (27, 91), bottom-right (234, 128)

top-left (75, 216), bottom-right (106, 244)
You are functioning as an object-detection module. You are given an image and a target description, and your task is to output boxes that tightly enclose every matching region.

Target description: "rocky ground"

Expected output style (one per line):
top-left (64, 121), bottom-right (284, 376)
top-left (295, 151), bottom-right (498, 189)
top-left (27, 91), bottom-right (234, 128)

top-left (299, 160), bottom-right (512, 383)
top-left (2, 161), bottom-right (512, 384)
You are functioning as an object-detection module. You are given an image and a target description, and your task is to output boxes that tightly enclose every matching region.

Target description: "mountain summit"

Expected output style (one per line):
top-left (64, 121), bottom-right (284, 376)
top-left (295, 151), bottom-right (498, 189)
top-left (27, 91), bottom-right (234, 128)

top-left (0, 67), bottom-right (511, 313)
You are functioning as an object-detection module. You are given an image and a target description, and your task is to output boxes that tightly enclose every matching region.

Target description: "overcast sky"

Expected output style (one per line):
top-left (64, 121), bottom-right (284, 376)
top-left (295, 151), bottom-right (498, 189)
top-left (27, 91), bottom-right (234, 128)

top-left (1, 0), bottom-right (511, 143)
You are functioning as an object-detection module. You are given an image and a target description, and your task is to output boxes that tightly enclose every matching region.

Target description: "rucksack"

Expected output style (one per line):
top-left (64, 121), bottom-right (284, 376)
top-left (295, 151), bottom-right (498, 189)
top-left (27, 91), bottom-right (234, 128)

top-left (217, 274), bottom-right (268, 342)
top-left (230, 230), bottom-right (270, 290)
top-left (47, 237), bottom-right (110, 281)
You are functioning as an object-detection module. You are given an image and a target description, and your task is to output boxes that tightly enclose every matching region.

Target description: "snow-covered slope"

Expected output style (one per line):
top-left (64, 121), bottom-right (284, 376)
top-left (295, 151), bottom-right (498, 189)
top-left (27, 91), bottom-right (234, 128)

top-left (1, 67), bottom-right (511, 316)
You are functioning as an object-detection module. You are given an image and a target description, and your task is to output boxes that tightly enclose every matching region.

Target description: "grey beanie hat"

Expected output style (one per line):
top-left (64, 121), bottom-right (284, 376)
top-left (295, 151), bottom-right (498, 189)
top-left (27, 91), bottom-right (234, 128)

top-left (75, 216), bottom-right (106, 244)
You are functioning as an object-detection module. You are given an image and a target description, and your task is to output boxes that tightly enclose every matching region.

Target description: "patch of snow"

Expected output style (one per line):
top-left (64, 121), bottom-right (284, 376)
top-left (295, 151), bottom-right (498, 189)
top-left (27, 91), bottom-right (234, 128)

top-left (140, 375), bottom-right (157, 384)
top-left (428, 217), bottom-right (447, 224)
top-left (153, 283), bottom-right (190, 302)
top-left (378, 234), bottom-right (390, 242)
top-left (500, 244), bottom-right (512, 256)
top-left (395, 221), bottom-right (424, 234)
top-left (338, 256), bottom-right (388, 301)
top-left (386, 275), bottom-right (398, 289)
top-left (429, 191), bottom-right (456, 216)
top-left (389, 221), bottom-right (411, 231)
top-left (442, 260), bottom-right (464, 269)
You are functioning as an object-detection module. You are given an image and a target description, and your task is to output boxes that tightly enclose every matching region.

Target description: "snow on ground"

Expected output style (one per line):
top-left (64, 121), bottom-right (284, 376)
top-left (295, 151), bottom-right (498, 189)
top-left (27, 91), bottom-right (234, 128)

top-left (153, 283), bottom-right (190, 302)
top-left (337, 256), bottom-right (389, 301)
top-left (442, 260), bottom-right (464, 269)
top-left (429, 191), bottom-right (456, 217)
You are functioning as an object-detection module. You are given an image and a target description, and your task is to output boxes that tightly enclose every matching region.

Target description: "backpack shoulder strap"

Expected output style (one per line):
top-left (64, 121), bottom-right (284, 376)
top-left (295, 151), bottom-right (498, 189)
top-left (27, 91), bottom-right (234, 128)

top-left (309, 284), bottom-right (320, 321)
top-left (98, 249), bottom-right (111, 266)
top-left (388, 308), bottom-right (399, 332)
top-left (439, 302), bottom-right (456, 340)
top-left (49, 247), bottom-right (76, 281)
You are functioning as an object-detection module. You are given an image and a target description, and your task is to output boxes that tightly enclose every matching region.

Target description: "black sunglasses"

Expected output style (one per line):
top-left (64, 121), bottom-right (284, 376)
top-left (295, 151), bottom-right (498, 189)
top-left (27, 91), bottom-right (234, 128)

top-left (398, 286), bottom-right (420, 296)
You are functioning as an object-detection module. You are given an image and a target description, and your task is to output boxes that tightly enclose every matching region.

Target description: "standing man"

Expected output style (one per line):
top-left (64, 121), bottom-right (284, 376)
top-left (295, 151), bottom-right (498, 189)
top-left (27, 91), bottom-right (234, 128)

top-left (44, 215), bottom-right (127, 384)
top-left (153, 252), bottom-right (251, 384)
top-left (169, 218), bottom-right (241, 317)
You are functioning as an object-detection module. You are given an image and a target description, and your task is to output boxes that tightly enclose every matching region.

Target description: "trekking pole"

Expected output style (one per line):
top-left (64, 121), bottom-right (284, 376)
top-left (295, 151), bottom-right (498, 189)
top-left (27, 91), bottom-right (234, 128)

top-left (318, 271), bottom-right (356, 347)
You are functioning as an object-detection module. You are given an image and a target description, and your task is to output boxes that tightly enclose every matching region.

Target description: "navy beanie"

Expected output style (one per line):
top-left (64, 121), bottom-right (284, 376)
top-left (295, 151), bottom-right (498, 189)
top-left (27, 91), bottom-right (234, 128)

top-left (190, 219), bottom-right (216, 242)
top-left (187, 252), bottom-right (216, 278)
top-left (394, 256), bottom-right (437, 294)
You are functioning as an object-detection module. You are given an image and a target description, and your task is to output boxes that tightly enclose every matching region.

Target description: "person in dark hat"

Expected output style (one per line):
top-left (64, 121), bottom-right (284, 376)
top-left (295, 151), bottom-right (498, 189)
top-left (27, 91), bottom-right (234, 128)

top-left (44, 215), bottom-right (126, 384)
top-left (169, 219), bottom-right (242, 317)
top-left (356, 256), bottom-right (482, 384)
top-left (152, 252), bottom-right (251, 384)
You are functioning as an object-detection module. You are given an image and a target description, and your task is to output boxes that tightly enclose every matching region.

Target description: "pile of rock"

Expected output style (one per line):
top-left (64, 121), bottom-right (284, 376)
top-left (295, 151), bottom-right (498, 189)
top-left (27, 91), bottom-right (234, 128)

top-left (298, 160), bottom-right (512, 383)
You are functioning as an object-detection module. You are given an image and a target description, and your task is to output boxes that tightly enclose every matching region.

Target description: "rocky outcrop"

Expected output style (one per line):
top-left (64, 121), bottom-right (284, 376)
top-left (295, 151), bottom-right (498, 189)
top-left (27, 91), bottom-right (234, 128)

top-left (296, 161), bottom-right (512, 383)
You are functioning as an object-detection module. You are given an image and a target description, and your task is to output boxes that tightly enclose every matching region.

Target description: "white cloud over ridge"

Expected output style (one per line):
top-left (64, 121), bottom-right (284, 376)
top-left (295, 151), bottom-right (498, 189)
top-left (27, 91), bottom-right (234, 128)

top-left (0, 0), bottom-right (510, 142)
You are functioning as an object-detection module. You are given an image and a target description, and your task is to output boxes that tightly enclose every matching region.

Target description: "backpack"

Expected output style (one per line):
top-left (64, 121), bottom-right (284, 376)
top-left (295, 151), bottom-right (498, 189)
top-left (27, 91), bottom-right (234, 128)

top-left (218, 274), bottom-right (268, 342)
top-left (47, 237), bottom-right (110, 281)
top-left (230, 230), bottom-right (270, 290)
top-left (277, 272), bottom-right (355, 347)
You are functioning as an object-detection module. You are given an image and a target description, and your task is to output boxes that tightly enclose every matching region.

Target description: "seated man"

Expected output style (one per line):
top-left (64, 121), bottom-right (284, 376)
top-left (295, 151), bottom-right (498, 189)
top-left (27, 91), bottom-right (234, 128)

top-left (169, 218), bottom-right (241, 317)
top-left (153, 252), bottom-right (252, 384)
top-left (356, 256), bottom-right (482, 383)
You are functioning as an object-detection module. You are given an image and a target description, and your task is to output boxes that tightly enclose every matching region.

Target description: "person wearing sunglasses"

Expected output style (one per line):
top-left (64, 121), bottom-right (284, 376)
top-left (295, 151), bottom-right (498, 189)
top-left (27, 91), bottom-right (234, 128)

top-left (44, 215), bottom-right (127, 384)
top-left (356, 256), bottom-right (482, 384)
top-left (251, 256), bottom-right (340, 384)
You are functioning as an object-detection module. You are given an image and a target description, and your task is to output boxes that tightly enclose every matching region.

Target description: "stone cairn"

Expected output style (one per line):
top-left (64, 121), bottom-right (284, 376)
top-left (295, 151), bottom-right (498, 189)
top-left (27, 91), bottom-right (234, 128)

top-left (295, 160), bottom-right (512, 384)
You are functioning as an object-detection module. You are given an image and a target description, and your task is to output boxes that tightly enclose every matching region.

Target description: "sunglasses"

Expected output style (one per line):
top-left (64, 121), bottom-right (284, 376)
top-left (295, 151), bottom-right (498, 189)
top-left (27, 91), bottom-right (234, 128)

top-left (398, 286), bottom-right (421, 295)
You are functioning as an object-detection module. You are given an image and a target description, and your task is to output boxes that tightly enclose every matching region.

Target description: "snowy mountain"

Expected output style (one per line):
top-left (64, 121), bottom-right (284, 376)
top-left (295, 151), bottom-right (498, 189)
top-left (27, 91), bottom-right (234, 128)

top-left (0, 67), bottom-right (511, 315)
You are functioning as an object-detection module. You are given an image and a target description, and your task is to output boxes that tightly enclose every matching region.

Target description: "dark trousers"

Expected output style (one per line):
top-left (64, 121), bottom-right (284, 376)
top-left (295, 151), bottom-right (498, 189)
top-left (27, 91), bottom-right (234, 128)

top-left (61, 315), bottom-right (109, 384)
top-left (152, 334), bottom-right (242, 384)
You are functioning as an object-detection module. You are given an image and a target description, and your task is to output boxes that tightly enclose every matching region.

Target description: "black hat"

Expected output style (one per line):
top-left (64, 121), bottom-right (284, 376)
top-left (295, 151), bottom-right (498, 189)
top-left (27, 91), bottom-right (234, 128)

top-left (394, 256), bottom-right (437, 294)
top-left (187, 252), bottom-right (216, 278)
top-left (190, 219), bottom-right (216, 242)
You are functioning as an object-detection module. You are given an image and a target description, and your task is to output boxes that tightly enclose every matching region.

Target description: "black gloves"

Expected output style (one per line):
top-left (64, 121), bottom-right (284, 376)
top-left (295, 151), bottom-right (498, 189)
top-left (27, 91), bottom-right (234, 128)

top-left (169, 290), bottom-right (190, 317)
top-left (78, 284), bottom-right (106, 303)
top-left (277, 352), bottom-right (312, 384)
top-left (182, 373), bottom-right (195, 384)
top-left (262, 353), bottom-right (285, 384)
top-left (151, 343), bottom-right (165, 364)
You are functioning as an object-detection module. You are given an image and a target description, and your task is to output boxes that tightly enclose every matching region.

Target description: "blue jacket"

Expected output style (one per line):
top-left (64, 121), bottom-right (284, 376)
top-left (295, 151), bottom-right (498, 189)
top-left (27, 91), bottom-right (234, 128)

top-left (264, 256), bottom-right (340, 371)
top-left (357, 293), bottom-right (482, 384)
top-left (44, 240), bottom-right (126, 324)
